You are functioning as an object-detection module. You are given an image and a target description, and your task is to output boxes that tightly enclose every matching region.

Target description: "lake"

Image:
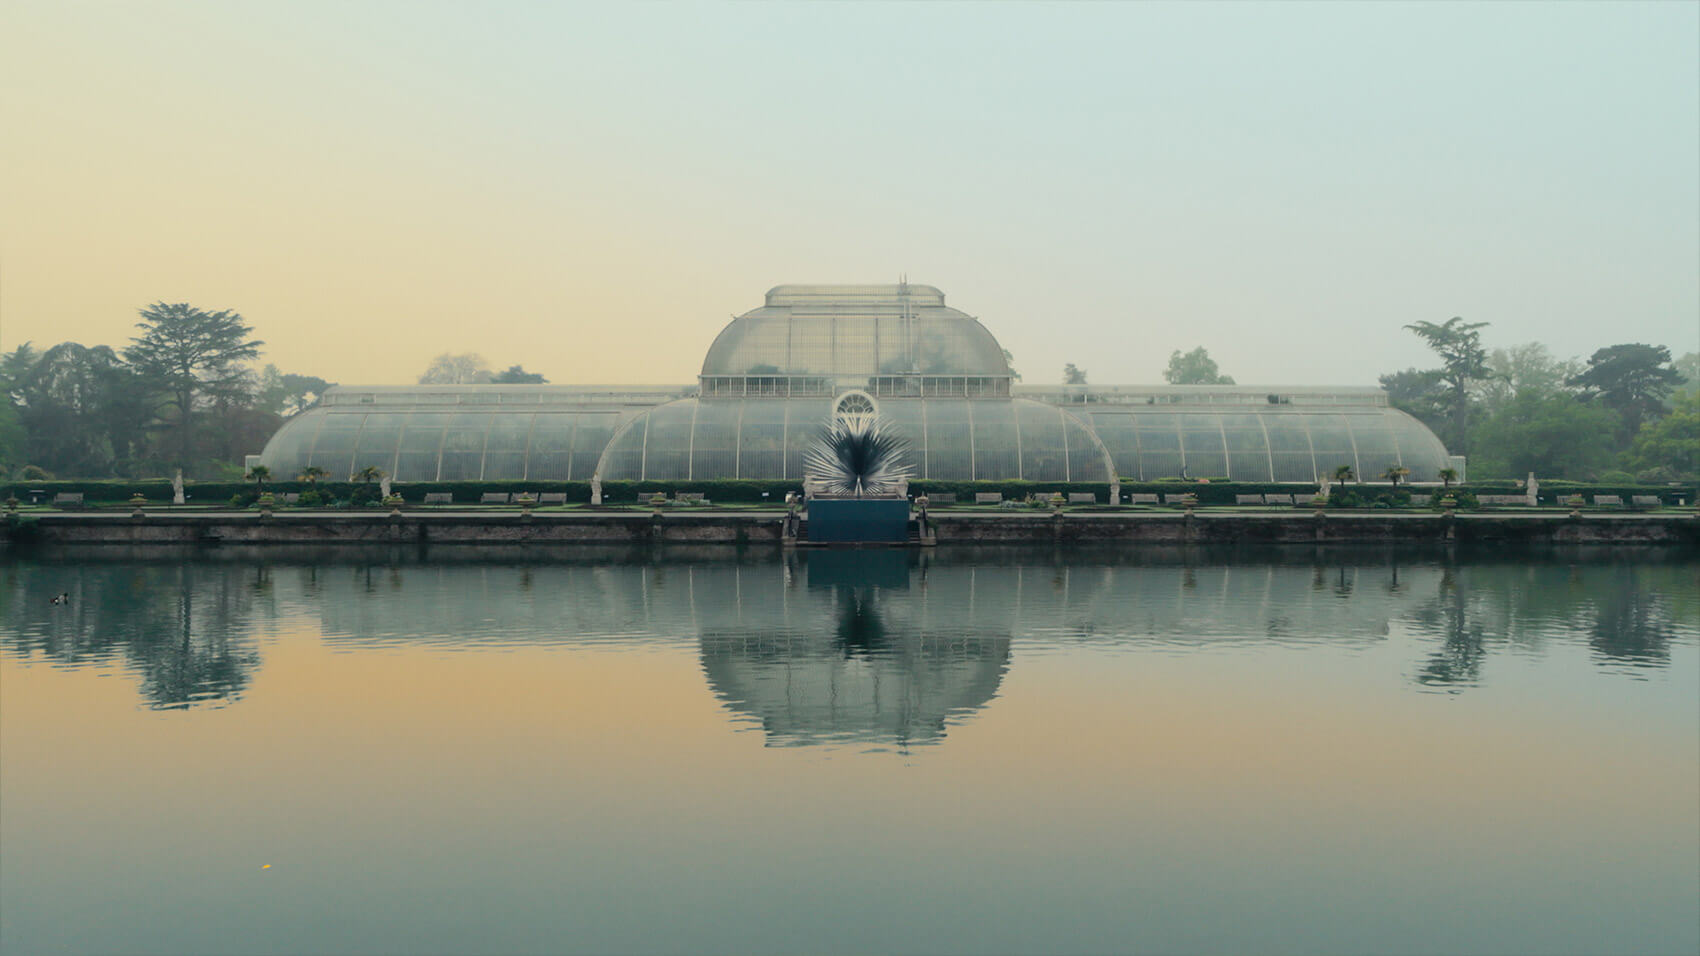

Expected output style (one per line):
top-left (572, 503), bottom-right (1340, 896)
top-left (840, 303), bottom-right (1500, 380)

top-left (3, 544), bottom-right (1696, 956)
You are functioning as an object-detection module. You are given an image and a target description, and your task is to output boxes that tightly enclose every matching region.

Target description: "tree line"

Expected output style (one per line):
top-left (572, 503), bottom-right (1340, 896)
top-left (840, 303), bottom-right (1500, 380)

top-left (1382, 320), bottom-right (1695, 482)
top-left (0, 303), bottom-right (330, 481)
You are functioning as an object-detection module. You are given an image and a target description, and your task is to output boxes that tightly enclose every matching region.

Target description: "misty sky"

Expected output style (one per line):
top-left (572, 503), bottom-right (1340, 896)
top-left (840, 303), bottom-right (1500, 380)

top-left (2, 2), bottom-right (1696, 388)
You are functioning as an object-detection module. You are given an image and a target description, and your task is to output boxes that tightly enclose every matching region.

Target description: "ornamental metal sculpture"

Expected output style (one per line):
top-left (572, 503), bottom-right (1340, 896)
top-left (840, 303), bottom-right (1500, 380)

top-left (802, 413), bottom-right (913, 498)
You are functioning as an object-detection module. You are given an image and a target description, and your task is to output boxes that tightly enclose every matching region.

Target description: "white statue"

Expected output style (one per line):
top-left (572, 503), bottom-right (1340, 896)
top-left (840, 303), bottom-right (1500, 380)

top-left (379, 475), bottom-right (392, 499)
top-left (895, 477), bottom-right (909, 500)
top-left (172, 470), bottom-right (185, 505)
top-left (1525, 472), bottom-right (1539, 506)
top-left (1109, 478), bottom-right (1121, 507)
top-left (591, 472), bottom-right (603, 505)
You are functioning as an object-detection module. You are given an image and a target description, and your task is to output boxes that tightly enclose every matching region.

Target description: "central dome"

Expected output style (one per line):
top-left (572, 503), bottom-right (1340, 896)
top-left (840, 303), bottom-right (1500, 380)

top-left (699, 283), bottom-right (1013, 388)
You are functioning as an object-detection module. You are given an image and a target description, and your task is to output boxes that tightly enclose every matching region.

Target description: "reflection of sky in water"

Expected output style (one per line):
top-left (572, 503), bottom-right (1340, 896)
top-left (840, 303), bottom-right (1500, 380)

top-left (2, 546), bottom-right (1696, 955)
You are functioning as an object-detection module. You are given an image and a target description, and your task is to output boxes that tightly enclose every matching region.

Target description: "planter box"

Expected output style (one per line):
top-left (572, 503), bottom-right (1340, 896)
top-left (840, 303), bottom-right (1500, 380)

top-left (806, 498), bottom-right (909, 544)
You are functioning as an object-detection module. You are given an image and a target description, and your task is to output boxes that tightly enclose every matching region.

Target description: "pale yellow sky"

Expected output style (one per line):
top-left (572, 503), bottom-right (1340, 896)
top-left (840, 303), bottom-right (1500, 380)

top-left (4, 2), bottom-right (1696, 387)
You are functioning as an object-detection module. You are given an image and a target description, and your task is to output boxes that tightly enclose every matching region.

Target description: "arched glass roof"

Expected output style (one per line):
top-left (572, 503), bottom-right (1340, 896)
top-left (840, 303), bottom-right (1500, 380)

top-left (1081, 406), bottom-right (1451, 482)
top-left (700, 284), bottom-right (1012, 384)
top-left (596, 397), bottom-right (1115, 482)
top-left (258, 406), bottom-right (638, 481)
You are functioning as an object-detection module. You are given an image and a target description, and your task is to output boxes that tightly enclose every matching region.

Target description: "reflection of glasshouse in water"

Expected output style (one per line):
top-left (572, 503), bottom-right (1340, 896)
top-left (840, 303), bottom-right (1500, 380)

top-left (257, 284), bottom-right (1457, 483)
top-left (7, 551), bottom-right (1692, 717)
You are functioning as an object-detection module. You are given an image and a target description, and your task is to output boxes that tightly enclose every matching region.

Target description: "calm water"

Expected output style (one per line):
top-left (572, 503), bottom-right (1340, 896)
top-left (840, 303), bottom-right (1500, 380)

top-left (2, 544), bottom-right (1697, 956)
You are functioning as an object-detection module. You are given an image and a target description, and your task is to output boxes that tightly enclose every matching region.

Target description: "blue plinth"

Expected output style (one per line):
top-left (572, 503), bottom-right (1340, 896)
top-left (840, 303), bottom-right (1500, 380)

top-left (806, 498), bottom-right (910, 544)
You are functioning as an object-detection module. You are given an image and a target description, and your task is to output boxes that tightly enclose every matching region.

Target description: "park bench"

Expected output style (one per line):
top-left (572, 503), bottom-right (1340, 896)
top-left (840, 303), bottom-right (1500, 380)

top-left (421, 492), bottom-right (453, 505)
top-left (974, 493), bottom-right (1003, 505)
top-left (1067, 493), bottom-right (1097, 505)
top-left (1475, 495), bottom-right (1528, 507)
top-left (479, 492), bottom-right (510, 505)
top-left (1630, 495), bottom-right (1661, 509)
top-left (1234, 494), bottom-right (1264, 505)
top-left (1591, 494), bottom-right (1623, 507)
top-left (924, 492), bottom-right (956, 505)
top-left (640, 492), bottom-right (668, 503)
top-left (279, 492), bottom-right (300, 504)
top-left (52, 492), bottom-right (83, 509)
top-left (1128, 493), bottom-right (1160, 505)
top-left (537, 492), bottom-right (568, 506)
top-left (1264, 494), bottom-right (1295, 505)
top-left (676, 492), bottom-right (708, 505)
top-left (1162, 494), bottom-right (1194, 505)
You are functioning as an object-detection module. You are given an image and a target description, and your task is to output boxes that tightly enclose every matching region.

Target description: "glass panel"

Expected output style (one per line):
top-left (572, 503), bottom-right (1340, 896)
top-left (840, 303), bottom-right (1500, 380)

top-left (307, 413), bottom-right (365, 479)
top-left (690, 401), bottom-right (741, 480)
top-left (569, 413), bottom-right (621, 480)
top-left (738, 401), bottom-right (788, 479)
top-left (393, 413), bottom-right (447, 482)
top-left (261, 414), bottom-right (323, 476)
top-left (832, 316), bottom-right (877, 379)
top-left (922, 400), bottom-right (974, 480)
top-left (641, 401), bottom-right (694, 480)
top-left (1086, 412), bottom-right (1139, 479)
top-left (878, 401), bottom-right (926, 481)
top-left (350, 414), bottom-right (404, 477)
top-left (438, 413), bottom-right (490, 481)
top-left (1348, 415), bottom-right (1401, 479)
top-left (1305, 414), bottom-right (1358, 478)
top-left (1262, 414), bottom-right (1313, 453)
top-left (789, 319), bottom-right (833, 376)
top-left (481, 414), bottom-right (533, 481)
top-left (597, 415), bottom-right (648, 481)
top-left (525, 413), bottom-right (576, 481)
top-left (784, 399), bottom-right (831, 481)
top-left (1177, 415), bottom-right (1227, 479)
top-left (1015, 402), bottom-right (1069, 481)
top-left (1271, 453), bottom-right (1317, 483)
top-left (970, 402), bottom-right (1020, 481)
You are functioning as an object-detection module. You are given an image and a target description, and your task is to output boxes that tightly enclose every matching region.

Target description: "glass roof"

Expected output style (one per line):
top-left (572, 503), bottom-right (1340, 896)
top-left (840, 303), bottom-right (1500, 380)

top-left (700, 284), bottom-right (1012, 383)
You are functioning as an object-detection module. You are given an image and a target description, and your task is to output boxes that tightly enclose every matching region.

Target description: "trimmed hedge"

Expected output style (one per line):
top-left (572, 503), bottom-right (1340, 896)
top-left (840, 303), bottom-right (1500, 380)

top-left (3, 477), bottom-right (1690, 508)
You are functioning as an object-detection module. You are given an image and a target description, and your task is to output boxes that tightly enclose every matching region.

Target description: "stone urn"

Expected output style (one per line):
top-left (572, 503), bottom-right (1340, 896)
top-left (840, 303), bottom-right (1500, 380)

top-left (514, 493), bottom-right (536, 517)
top-left (383, 494), bottom-right (404, 516)
top-left (129, 493), bottom-right (148, 517)
top-left (5, 496), bottom-right (18, 514)
top-left (258, 493), bottom-right (275, 517)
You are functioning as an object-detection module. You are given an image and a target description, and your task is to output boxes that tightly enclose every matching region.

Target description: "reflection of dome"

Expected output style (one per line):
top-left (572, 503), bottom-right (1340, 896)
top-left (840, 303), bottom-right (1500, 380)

top-left (700, 626), bottom-right (1010, 748)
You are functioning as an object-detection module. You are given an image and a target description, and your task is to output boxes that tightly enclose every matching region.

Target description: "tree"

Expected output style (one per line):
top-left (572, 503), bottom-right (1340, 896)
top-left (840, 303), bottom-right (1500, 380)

top-left (1674, 352), bottom-right (1699, 397)
top-left (0, 342), bottom-right (38, 405)
top-left (353, 465), bottom-right (385, 484)
top-left (1467, 391), bottom-right (1618, 479)
top-left (1383, 465), bottom-right (1410, 487)
top-left (418, 353), bottom-right (492, 384)
top-left (1164, 348), bottom-right (1235, 385)
top-left (1437, 467), bottom-right (1458, 489)
top-left (1567, 343), bottom-right (1684, 437)
top-left (1378, 368), bottom-right (1449, 433)
top-left (17, 342), bottom-right (151, 477)
top-left (1623, 391), bottom-right (1699, 480)
top-left (279, 373), bottom-right (332, 414)
top-left (1333, 464), bottom-right (1356, 483)
top-left (1475, 343), bottom-right (1581, 416)
top-left (124, 302), bottom-right (263, 474)
top-left (1001, 348), bottom-right (1021, 382)
top-left (492, 365), bottom-right (548, 384)
top-left (1062, 363), bottom-right (1088, 385)
top-left (247, 464), bottom-right (271, 493)
top-left (298, 465), bottom-right (328, 483)
top-left (1403, 317), bottom-right (1491, 454)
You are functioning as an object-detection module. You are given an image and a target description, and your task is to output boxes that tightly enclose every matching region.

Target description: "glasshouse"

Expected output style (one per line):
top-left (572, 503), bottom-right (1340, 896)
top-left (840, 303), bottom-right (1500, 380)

top-left (256, 284), bottom-right (1457, 483)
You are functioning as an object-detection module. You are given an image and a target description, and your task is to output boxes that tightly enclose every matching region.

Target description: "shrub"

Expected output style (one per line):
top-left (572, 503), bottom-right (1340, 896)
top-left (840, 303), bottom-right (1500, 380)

top-left (18, 465), bottom-right (53, 480)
